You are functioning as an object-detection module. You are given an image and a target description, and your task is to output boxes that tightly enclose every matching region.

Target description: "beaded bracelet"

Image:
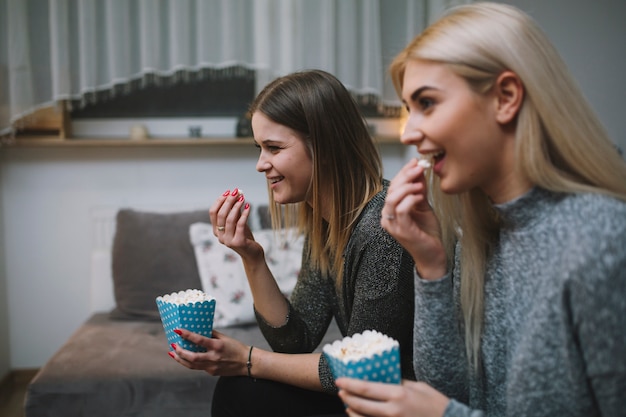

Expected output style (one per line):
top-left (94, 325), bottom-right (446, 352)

top-left (247, 345), bottom-right (254, 379)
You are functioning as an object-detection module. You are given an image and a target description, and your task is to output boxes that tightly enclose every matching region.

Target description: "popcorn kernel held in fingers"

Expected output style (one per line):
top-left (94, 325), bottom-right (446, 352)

top-left (417, 158), bottom-right (431, 169)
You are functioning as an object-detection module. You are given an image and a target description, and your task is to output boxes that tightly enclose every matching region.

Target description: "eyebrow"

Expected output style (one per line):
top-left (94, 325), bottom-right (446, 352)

top-left (256, 138), bottom-right (286, 148)
top-left (260, 138), bottom-right (281, 145)
top-left (404, 86), bottom-right (435, 105)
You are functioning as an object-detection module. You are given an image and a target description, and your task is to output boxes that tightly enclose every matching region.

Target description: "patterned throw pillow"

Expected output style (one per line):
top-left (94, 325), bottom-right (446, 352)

top-left (189, 223), bottom-right (303, 327)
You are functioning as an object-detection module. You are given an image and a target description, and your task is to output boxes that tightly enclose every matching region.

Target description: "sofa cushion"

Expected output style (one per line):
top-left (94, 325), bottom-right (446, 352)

top-left (190, 223), bottom-right (303, 327)
top-left (110, 209), bottom-right (210, 321)
top-left (24, 313), bottom-right (343, 417)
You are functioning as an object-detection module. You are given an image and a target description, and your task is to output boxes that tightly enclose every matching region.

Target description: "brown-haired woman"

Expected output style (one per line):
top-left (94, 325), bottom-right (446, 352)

top-left (171, 69), bottom-right (416, 417)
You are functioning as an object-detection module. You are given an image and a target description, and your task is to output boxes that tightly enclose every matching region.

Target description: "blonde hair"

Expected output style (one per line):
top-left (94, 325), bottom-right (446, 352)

top-left (249, 70), bottom-right (383, 286)
top-left (390, 2), bottom-right (626, 371)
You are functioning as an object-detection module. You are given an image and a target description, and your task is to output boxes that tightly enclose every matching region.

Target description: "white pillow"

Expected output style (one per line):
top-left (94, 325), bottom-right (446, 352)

top-left (189, 223), bottom-right (303, 327)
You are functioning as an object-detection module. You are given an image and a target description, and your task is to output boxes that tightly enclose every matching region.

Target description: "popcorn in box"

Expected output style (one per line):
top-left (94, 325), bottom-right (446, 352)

top-left (322, 330), bottom-right (401, 384)
top-left (156, 289), bottom-right (216, 352)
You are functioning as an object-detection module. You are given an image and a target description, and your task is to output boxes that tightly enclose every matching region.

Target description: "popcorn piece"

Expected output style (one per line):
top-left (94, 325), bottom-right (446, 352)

top-left (157, 289), bottom-right (214, 305)
top-left (323, 330), bottom-right (398, 363)
top-left (417, 158), bottom-right (431, 169)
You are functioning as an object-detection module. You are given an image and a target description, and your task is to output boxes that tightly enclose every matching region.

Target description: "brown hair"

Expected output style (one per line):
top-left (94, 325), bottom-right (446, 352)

top-left (249, 69), bottom-right (383, 285)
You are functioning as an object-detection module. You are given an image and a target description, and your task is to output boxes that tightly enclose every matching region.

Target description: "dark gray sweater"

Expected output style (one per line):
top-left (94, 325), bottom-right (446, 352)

top-left (256, 182), bottom-right (416, 392)
top-left (414, 187), bottom-right (626, 416)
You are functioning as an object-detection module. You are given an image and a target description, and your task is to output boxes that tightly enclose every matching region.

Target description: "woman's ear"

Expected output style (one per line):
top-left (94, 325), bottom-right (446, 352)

top-left (494, 71), bottom-right (524, 124)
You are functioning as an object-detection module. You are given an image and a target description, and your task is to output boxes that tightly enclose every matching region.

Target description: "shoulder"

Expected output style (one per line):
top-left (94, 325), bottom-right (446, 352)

top-left (553, 192), bottom-right (626, 239)
top-left (552, 192), bottom-right (626, 284)
top-left (350, 181), bottom-right (388, 238)
top-left (346, 182), bottom-right (408, 259)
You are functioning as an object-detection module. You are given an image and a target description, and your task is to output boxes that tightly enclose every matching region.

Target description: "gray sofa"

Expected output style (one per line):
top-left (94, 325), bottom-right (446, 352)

top-left (24, 207), bottom-right (341, 417)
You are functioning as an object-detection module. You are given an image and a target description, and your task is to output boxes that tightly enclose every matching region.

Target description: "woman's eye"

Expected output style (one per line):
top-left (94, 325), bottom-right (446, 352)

top-left (419, 97), bottom-right (435, 110)
top-left (255, 144), bottom-right (280, 153)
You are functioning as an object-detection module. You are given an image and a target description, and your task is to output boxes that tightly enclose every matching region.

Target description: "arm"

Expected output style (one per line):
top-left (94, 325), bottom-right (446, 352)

top-left (577, 267), bottom-right (626, 416)
top-left (255, 246), bottom-right (335, 354)
top-left (568, 217), bottom-right (626, 416)
top-left (382, 160), bottom-right (467, 395)
top-left (171, 329), bottom-right (325, 391)
top-left (413, 265), bottom-right (468, 402)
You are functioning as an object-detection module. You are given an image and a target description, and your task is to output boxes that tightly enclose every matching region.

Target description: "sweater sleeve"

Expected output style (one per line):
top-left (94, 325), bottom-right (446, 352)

top-left (255, 245), bottom-right (335, 354)
top-left (443, 400), bottom-right (484, 417)
top-left (413, 259), bottom-right (469, 403)
top-left (560, 227), bottom-right (626, 416)
top-left (255, 245), bottom-right (339, 392)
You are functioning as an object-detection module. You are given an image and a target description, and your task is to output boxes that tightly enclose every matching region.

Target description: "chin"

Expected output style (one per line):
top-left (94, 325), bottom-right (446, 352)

top-left (272, 194), bottom-right (294, 205)
top-left (438, 179), bottom-right (466, 196)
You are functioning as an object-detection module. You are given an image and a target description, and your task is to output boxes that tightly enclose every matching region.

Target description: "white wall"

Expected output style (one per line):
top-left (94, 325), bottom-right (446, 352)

top-left (1, 0), bottom-right (625, 371)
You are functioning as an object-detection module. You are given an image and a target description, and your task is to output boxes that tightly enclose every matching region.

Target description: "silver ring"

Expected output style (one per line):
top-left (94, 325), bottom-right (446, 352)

top-left (384, 214), bottom-right (395, 220)
top-left (217, 226), bottom-right (225, 231)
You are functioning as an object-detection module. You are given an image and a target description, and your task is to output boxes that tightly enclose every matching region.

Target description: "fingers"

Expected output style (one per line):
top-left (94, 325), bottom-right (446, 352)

top-left (336, 378), bottom-right (392, 402)
top-left (209, 188), bottom-right (249, 236)
top-left (169, 329), bottom-right (222, 370)
top-left (169, 329), bottom-right (251, 377)
top-left (337, 378), bottom-right (403, 417)
top-left (382, 166), bottom-right (429, 235)
top-left (338, 378), bottom-right (450, 417)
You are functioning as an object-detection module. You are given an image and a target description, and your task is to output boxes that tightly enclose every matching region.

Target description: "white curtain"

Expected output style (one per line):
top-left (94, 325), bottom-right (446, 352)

top-left (0, 0), bottom-right (466, 138)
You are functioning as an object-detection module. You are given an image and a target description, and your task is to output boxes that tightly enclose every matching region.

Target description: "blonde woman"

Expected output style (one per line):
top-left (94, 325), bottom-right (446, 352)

top-left (170, 70), bottom-right (416, 417)
top-left (336, 3), bottom-right (626, 416)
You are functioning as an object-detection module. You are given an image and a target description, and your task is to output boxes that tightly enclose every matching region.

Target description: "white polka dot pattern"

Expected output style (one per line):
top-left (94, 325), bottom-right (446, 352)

top-left (324, 345), bottom-right (401, 384)
top-left (156, 298), bottom-right (216, 352)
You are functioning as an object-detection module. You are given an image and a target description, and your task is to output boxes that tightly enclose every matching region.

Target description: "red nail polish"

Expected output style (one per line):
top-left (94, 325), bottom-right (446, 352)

top-left (168, 351), bottom-right (175, 358)
top-left (173, 329), bottom-right (182, 335)
top-left (171, 343), bottom-right (177, 350)
top-left (223, 190), bottom-right (230, 196)
top-left (238, 195), bottom-right (244, 202)
top-left (245, 203), bottom-right (250, 210)
top-left (231, 188), bottom-right (239, 196)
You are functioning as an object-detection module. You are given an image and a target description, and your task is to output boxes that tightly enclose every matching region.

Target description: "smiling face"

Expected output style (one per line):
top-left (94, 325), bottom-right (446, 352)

top-left (401, 59), bottom-right (524, 202)
top-left (252, 112), bottom-right (314, 205)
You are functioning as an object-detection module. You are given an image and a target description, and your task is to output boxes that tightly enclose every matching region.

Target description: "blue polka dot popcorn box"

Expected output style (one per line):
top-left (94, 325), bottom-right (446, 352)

top-left (323, 330), bottom-right (401, 384)
top-left (155, 289), bottom-right (216, 353)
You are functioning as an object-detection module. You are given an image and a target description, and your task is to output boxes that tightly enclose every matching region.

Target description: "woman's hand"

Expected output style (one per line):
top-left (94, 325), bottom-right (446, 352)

top-left (382, 159), bottom-right (447, 280)
top-left (209, 188), bottom-right (263, 261)
top-left (336, 378), bottom-right (450, 417)
top-left (209, 187), bottom-right (290, 326)
top-left (169, 328), bottom-right (250, 377)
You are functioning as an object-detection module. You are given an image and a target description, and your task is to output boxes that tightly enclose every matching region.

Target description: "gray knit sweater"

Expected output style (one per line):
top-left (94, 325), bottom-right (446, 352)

top-left (256, 181), bottom-right (416, 392)
top-left (414, 187), bottom-right (626, 416)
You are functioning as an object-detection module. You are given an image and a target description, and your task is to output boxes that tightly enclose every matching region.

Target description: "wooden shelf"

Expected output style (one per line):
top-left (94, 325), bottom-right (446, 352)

top-left (7, 135), bottom-right (401, 148)
top-left (9, 136), bottom-right (255, 147)
top-left (6, 102), bottom-right (403, 148)
top-left (6, 102), bottom-right (402, 148)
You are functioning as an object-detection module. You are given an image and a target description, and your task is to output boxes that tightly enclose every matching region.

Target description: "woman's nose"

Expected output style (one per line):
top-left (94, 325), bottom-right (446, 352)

top-left (256, 154), bottom-right (269, 172)
top-left (400, 113), bottom-right (425, 145)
